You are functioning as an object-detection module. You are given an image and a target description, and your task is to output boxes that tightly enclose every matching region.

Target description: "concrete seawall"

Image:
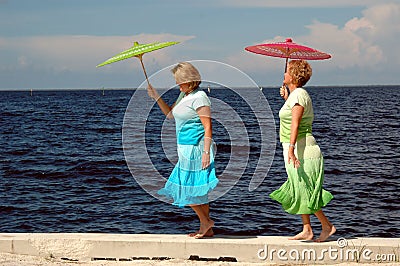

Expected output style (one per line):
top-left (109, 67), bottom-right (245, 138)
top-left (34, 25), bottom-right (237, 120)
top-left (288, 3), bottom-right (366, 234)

top-left (0, 233), bottom-right (399, 264)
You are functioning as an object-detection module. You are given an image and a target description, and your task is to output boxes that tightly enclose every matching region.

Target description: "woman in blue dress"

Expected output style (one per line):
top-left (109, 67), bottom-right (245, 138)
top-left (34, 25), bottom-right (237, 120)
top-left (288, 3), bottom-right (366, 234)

top-left (147, 62), bottom-right (219, 238)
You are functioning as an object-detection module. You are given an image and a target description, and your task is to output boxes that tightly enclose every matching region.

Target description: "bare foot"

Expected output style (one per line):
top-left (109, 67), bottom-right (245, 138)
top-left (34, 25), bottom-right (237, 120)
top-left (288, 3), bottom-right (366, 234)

top-left (194, 220), bottom-right (215, 239)
top-left (188, 228), bottom-right (214, 237)
top-left (288, 230), bottom-right (314, 240)
top-left (188, 231), bottom-right (198, 237)
top-left (315, 225), bottom-right (336, 242)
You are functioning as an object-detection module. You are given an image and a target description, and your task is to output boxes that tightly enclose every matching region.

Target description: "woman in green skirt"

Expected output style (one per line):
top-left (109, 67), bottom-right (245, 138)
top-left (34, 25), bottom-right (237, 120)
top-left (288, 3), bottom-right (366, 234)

top-left (269, 60), bottom-right (336, 242)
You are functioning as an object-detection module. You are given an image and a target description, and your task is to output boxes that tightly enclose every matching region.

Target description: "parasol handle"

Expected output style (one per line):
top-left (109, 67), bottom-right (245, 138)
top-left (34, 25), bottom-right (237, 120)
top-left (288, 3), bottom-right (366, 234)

top-left (137, 54), bottom-right (160, 101)
top-left (282, 57), bottom-right (289, 96)
top-left (137, 54), bottom-right (151, 87)
top-left (284, 57), bottom-right (288, 73)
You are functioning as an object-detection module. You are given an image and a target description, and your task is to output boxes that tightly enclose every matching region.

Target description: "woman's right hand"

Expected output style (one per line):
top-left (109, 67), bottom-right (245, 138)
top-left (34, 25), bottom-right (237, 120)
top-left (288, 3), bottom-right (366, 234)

top-left (147, 84), bottom-right (159, 100)
top-left (280, 86), bottom-right (288, 101)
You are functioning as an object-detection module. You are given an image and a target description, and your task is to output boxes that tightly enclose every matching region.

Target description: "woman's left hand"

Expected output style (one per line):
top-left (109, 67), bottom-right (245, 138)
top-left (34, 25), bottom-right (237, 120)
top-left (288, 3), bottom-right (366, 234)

top-left (202, 153), bottom-right (211, 169)
top-left (288, 150), bottom-right (301, 168)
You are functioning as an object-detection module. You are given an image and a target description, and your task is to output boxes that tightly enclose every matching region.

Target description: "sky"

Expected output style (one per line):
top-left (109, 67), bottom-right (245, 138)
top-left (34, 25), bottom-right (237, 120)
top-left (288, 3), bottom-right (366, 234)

top-left (1, 0), bottom-right (400, 89)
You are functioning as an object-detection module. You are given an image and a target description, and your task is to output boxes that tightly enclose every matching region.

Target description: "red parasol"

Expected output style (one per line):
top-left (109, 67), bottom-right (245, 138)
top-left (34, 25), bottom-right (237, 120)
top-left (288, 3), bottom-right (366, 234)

top-left (245, 38), bottom-right (331, 73)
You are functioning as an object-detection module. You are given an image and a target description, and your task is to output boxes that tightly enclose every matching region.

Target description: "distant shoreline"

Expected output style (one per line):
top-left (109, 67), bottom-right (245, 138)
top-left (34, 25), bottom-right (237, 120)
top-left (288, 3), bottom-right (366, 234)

top-left (1, 84), bottom-right (399, 92)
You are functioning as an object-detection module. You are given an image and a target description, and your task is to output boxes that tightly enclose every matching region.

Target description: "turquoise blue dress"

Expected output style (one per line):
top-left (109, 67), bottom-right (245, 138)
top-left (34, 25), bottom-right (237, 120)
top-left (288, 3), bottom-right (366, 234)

top-left (158, 89), bottom-right (219, 207)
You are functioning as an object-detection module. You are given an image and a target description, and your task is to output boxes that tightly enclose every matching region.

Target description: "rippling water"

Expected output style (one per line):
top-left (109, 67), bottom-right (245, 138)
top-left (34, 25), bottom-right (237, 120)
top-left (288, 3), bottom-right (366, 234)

top-left (0, 86), bottom-right (399, 237)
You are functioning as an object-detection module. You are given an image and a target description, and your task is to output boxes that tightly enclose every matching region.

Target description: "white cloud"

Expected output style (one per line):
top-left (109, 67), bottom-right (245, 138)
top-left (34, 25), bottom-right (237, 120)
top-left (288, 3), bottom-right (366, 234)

top-left (227, 3), bottom-right (400, 78)
top-left (0, 34), bottom-right (194, 73)
top-left (304, 21), bottom-right (385, 69)
top-left (345, 17), bottom-right (374, 32)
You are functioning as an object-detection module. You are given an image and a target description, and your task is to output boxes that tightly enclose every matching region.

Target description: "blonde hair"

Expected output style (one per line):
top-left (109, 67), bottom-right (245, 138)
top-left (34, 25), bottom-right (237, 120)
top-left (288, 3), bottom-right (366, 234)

top-left (288, 60), bottom-right (312, 87)
top-left (171, 62), bottom-right (201, 91)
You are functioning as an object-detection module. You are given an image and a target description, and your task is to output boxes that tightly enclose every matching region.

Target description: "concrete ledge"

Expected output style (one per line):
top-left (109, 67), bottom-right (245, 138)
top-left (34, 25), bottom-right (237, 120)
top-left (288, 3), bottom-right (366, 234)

top-left (0, 233), bottom-right (399, 264)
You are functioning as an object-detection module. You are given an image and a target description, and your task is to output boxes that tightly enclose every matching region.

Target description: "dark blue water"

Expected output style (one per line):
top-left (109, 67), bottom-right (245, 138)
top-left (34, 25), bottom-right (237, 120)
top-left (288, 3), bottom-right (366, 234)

top-left (0, 86), bottom-right (399, 237)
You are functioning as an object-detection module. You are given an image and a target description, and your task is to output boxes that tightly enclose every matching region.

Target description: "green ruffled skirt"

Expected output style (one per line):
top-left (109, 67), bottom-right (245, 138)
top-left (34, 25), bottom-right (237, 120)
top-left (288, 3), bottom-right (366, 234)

top-left (269, 136), bottom-right (333, 214)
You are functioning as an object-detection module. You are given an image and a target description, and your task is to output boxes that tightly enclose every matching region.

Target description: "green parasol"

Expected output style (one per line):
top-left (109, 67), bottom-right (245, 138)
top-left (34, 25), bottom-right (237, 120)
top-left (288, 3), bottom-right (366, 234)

top-left (96, 41), bottom-right (179, 86)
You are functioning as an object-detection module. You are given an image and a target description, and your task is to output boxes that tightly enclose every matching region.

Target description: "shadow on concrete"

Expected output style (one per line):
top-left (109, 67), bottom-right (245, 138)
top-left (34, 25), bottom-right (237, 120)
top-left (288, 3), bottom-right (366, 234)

top-left (300, 236), bottom-right (358, 244)
top-left (210, 235), bottom-right (258, 239)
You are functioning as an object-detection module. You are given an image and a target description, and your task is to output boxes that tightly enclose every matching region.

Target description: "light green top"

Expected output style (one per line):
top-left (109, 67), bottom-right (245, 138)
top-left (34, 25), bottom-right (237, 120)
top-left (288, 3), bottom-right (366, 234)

top-left (279, 88), bottom-right (314, 143)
